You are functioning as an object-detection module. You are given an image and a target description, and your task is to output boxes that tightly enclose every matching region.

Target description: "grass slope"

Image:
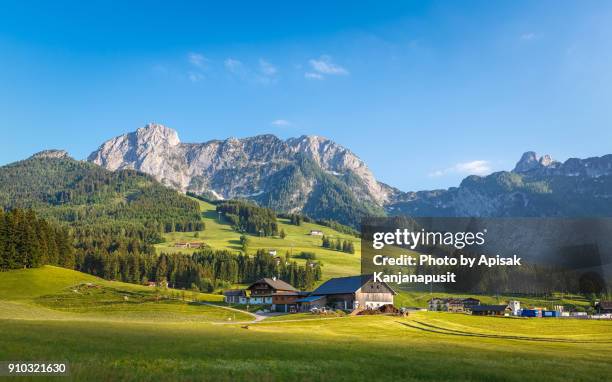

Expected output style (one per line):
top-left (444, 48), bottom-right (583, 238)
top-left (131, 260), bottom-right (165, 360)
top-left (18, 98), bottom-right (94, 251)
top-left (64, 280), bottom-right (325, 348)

top-left (1, 313), bottom-right (610, 381)
top-left (156, 198), bottom-right (361, 279)
top-left (1, 267), bottom-right (611, 381)
top-left (0, 266), bottom-right (250, 323)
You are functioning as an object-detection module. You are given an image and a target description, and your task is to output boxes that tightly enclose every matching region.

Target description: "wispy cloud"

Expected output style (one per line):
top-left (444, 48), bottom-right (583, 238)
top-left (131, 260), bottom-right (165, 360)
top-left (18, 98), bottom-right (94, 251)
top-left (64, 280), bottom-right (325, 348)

top-left (259, 59), bottom-right (277, 76)
top-left (187, 71), bottom-right (204, 83)
top-left (224, 58), bottom-right (246, 75)
top-left (429, 160), bottom-right (493, 177)
top-left (271, 119), bottom-right (292, 127)
top-left (305, 55), bottom-right (348, 79)
top-left (224, 58), bottom-right (278, 84)
top-left (520, 32), bottom-right (536, 41)
top-left (186, 52), bottom-right (209, 83)
top-left (188, 52), bottom-right (209, 68)
top-left (304, 72), bottom-right (324, 80)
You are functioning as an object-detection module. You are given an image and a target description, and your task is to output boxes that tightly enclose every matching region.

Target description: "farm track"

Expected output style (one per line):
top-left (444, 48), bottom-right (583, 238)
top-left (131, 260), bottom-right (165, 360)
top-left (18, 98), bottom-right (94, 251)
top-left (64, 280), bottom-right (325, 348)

top-left (400, 320), bottom-right (612, 344)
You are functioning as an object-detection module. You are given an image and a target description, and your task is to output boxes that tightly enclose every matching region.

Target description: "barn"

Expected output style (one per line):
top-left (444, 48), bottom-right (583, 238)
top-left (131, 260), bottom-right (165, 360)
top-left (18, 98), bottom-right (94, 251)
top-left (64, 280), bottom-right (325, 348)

top-left (308, 274), bottom-right (396, 311)
top-left (471, 305), bottom-right (511, 316)
top-left (223, 289), bottom-right (246, 304)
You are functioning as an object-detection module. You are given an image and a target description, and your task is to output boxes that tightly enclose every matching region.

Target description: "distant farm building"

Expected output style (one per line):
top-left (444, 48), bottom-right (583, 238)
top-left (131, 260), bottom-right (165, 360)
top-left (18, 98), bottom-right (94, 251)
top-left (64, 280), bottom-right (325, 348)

top-left (174, 242), bottom-right (205, 249)
top-left (309, 230), bottom-right (324, 236)
top-left (508, 300), bottom-right (521, 315)
top-left (309, 274), bottom-right (395, 310)
top-left (471, 305), bottom-right (511, 316)
top-left (223, 289), bottom-right (247, 304)
top-left (597, 301), bottom-right (612, 314)
top-left (446, 298), bottom-right (466, 313)
top-left (428, 298), bottom-right (448, 311)
top-left (521, 308), bottom-right (542, 318)
top-left (428, 297), bottom-right (481, 312)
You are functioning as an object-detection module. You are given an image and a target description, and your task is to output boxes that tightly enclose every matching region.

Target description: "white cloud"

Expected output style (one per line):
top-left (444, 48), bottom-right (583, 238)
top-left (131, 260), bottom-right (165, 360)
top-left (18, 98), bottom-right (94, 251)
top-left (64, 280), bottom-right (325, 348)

top-left (224, 58), bottom-right (278, 85)
top-left (259, 59), bottom-right (277, 76)
top-left (521, 32), bottom-right (536, 41)
top-left (188, 71), bottom-right (204, 83)
top-left (429, 160), bottom-right (493, 177)
top-left (188, 52), bottom-right (208, 68)
top-left (224, 58), bottom-right (245, 74)
top-left (304, 72), bottom-right (324, 80)
top-left (271, 119), bottom-right (292, 127)
top-left (305, 55), bottom-right (348, 79)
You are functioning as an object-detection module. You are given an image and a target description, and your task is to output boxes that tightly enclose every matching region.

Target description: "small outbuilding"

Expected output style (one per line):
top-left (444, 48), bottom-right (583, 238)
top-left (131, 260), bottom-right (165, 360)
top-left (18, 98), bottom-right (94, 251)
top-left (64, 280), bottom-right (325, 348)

top-left (223, 289), bottom-right (247, 304)
top-left (471, 305), bottom-right (510, 316)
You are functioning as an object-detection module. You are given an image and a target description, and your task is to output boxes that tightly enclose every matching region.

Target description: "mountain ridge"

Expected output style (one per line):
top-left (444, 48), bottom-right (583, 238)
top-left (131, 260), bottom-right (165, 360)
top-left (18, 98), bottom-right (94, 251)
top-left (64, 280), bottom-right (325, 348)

top-left (87, 123), bottom-right (392, 225)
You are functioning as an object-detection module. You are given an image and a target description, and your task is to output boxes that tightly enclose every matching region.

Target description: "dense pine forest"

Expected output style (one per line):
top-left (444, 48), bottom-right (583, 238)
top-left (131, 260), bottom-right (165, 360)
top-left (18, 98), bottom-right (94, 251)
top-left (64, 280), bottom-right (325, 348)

top-left (216, 200), bottom-right (279, 236)
top-left (0, 208), bottom-right (74, 270)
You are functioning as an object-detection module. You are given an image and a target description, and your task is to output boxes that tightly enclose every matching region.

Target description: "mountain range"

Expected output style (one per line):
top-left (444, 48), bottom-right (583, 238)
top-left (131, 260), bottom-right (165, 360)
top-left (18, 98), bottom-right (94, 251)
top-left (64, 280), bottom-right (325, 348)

top-left (4, 123), bottom-right (612, 226)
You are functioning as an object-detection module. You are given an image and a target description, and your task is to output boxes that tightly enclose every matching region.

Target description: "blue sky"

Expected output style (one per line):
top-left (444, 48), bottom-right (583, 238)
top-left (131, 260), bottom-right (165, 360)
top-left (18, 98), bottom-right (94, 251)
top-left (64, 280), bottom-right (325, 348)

top-left (1, 1), bottom-right (612, 191)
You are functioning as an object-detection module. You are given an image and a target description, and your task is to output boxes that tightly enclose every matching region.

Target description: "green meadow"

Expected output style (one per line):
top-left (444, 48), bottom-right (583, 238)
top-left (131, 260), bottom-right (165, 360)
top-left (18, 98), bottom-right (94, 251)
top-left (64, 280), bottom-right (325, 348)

top-left (156, 198), bottom-right (362, 280)
top-left (1, 267), bottom-right (611, 381)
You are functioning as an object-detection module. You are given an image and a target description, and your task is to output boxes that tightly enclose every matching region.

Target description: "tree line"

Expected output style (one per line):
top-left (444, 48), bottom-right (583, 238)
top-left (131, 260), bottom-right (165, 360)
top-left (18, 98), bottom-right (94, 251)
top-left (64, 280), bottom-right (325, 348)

top-left (0, 208), bottom-right (74, 270)
top-left (321, 235), bottom-right (355, 254)
top-left (77, 248), bottom-right (321, 291)
top-left (216, 200), bottom-right (278, 236)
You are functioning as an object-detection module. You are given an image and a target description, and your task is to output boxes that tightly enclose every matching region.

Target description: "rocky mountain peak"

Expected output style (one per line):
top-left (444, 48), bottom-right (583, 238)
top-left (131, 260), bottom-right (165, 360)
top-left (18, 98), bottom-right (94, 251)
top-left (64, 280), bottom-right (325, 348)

top-left (88, 124), bottom-right (391, 209)
top-left (30, 149), bottom-right (70, 160)
top-left (136, 123), bottom-right (180, 147)
top-left (513, 151), bottom-right (558, 173)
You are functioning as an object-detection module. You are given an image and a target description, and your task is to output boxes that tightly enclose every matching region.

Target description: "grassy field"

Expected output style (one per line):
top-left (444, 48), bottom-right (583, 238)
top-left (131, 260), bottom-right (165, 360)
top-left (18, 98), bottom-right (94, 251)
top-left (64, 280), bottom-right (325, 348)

top-left (0, 266), bottom-right (249, 324)
top-left (1, 267), bottom-right (611, 381)
top-left (1, 310), bottom-right (611, 381)
top-left (156, 198), bottom-right (362, 279)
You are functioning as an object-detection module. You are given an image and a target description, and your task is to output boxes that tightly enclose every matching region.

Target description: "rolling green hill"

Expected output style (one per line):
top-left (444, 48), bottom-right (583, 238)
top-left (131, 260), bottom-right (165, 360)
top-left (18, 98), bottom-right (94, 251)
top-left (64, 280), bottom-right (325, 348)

top-left (1, 266), bottom-right (611, 381)
top-left (0, 266), bottom-right (247, 324)
top-left (0, 153), bottom-right (202, 243)
top-left (156, 198), bottom-right (362, 280)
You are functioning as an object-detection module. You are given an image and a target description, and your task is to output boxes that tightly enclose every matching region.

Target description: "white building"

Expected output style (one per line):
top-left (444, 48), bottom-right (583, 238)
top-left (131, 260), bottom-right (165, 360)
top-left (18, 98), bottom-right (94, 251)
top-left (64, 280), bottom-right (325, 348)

top-left (508, 300), bottom-right (521, 316)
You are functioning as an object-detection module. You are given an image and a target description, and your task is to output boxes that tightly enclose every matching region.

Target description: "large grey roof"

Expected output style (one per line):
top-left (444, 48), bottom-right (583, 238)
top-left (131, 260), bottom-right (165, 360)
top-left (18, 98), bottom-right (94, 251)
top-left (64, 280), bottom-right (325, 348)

top-left (312, 275), bottom-right (370, 295)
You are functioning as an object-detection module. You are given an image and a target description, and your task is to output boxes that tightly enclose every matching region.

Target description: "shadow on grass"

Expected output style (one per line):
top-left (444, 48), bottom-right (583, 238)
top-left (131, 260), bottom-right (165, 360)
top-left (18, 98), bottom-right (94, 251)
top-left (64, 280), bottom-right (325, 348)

top-left (398, 320), bottom-right (612, 344)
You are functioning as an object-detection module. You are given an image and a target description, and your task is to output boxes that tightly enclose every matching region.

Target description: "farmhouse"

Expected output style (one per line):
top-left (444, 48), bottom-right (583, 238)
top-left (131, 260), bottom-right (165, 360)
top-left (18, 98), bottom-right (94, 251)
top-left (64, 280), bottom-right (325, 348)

top-left (446, 298), bottom-right (465, 313)
top-left (309, 274), bottom-right (395, 310)
top-left (428, 297), bottom-right (447, 311)
top-left (462, 298), bottom-right (481, 309)
top-left (471, 305), bottom-right (511, 316)
top-left (223, 289), bottom-right (247, 304)
top-left (247, 277), bottom-right (302, 312)
top-left (309, 230), bottom-right (324, 236)
top-left (174, 242), bottom-right (205, 249)
top-left (597, 301), bottom-right (612, 314)
top-left (428, 297), bottom-right (481, 312)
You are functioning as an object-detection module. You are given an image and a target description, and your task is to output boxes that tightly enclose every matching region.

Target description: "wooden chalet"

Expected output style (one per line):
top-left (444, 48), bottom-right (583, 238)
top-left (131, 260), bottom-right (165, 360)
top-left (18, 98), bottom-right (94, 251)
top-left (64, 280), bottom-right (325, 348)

top-left (247, 277), bottom-right (302, 312)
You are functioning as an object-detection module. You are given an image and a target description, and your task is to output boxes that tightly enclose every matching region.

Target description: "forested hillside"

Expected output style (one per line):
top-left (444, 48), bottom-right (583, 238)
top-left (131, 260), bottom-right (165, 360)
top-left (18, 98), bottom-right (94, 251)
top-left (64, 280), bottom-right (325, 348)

top-left (259, 155), bottom-right (385, 227)
top-left (0, 153), bottom-right (203, 244)
top-left (216, 200), bottom-right (278, 236)
top-left (0, 208), bottom-right (74, 270)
